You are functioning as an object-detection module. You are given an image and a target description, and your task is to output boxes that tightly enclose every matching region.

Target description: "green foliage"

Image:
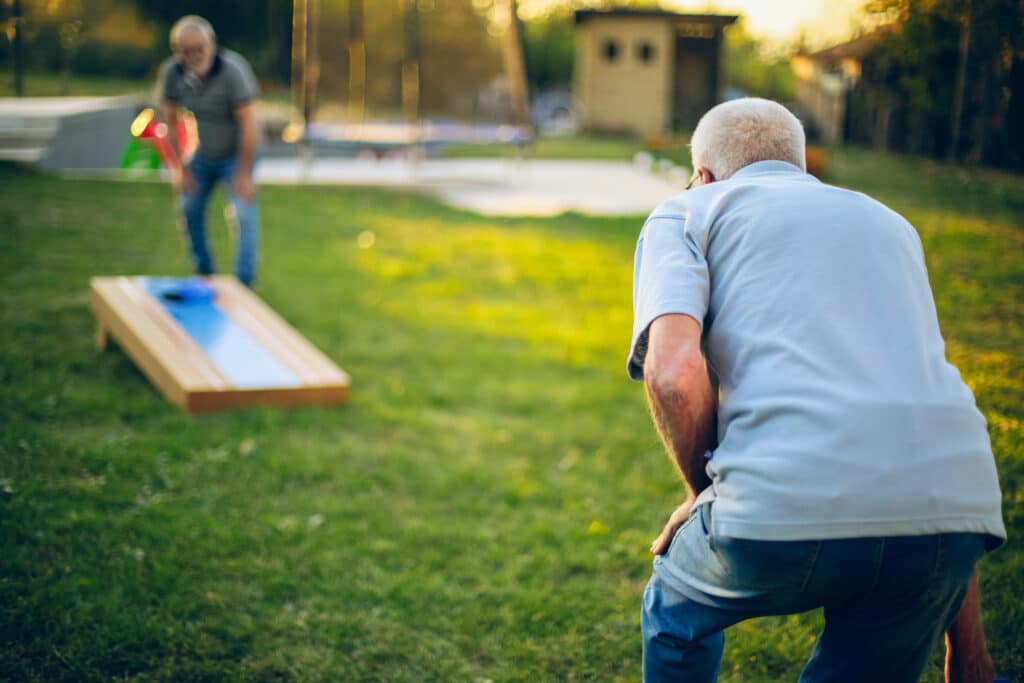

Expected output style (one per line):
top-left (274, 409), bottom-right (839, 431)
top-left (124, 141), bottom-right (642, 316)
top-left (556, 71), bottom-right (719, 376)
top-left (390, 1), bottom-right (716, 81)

top-left (0, 148), bottom-right (1021, 680)
top-left (855, 0), bottom-right (1024, 168)
top-left (126, 0), bottom-right (293, 82)
top-left (723, 18), bottom-right (796, 101)
top-left (523, 9), bottom-right (576, 93)
top-left (0, 0), bottom-right (159, 79)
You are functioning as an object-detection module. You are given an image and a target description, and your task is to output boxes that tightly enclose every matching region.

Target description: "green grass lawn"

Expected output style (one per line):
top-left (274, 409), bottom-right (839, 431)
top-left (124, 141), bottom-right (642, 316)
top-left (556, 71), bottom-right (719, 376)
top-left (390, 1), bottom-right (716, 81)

top-left (0, 148), bottom-right (1021, 681)
top-left (446, 134), bottom-right (645, 161)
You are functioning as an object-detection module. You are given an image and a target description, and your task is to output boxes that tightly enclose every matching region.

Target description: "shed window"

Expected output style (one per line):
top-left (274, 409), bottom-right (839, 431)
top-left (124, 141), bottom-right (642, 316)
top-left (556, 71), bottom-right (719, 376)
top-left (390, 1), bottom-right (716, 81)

top-left (637, 41), bottom-right (656, 64)
top-left (602, 39), bottom-right (620, 63)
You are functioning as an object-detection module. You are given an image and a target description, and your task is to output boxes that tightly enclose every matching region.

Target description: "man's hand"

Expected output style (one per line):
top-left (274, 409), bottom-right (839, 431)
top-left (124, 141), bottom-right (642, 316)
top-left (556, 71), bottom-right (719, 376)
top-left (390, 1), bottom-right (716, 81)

top-left (231, 172), bottom-right (255, 202)
top-left (232, 101), bottom-right (258, 203)
top-left (173, 165), bottom-right (197, 195)
top-left (651, 499), bottom-right (696, 555)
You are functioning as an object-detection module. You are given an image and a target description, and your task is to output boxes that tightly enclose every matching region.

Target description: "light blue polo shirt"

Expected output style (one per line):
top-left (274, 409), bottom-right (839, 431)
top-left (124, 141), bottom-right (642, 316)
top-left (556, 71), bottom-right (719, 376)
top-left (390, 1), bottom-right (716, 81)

top-left (629, 160), bottom-right (1005, 547)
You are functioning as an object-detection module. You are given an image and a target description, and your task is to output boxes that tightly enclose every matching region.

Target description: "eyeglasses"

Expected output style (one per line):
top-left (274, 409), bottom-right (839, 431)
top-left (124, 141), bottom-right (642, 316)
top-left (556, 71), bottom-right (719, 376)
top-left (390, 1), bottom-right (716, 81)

top-left (177, 45), bottom-right (208, 57)
top-left (685, 169), bottom-right (713, 190)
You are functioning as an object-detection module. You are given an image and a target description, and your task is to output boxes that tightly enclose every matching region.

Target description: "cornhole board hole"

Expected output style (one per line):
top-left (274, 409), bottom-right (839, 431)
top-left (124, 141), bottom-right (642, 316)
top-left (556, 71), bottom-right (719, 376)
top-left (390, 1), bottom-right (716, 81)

top-left (90, 275), bottom-right (350, 413)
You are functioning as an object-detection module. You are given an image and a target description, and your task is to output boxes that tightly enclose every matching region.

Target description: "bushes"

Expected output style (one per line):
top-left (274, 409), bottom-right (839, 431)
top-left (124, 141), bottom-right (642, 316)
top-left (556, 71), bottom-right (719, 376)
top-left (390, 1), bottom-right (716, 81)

top-left (66, 42), bottom-right (158, 79)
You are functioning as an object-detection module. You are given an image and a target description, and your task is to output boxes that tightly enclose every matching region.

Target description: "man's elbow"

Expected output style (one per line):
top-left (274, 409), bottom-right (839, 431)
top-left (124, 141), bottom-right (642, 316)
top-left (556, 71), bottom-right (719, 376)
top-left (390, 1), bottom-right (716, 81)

top-left (241, 122), bottom-right (259, 150)
top-left (644, 354), bottom-right (706, 404)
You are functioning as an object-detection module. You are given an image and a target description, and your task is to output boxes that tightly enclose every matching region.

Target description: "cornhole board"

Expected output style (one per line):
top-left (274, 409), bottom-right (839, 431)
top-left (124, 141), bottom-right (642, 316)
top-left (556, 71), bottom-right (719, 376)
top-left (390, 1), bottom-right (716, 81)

top-left (90, 275), bottom-right (350, 413)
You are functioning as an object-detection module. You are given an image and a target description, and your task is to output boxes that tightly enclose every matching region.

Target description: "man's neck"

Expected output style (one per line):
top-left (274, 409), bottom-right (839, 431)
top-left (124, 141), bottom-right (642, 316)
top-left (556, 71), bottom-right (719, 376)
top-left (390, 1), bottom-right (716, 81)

top-left (187, 50), bottom-right (222, 82)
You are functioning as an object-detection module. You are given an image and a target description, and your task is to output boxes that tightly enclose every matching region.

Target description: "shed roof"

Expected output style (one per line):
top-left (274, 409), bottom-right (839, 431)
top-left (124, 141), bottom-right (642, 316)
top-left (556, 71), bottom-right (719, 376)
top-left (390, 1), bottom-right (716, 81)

top-left (574, 9), bottom-right (739, 27)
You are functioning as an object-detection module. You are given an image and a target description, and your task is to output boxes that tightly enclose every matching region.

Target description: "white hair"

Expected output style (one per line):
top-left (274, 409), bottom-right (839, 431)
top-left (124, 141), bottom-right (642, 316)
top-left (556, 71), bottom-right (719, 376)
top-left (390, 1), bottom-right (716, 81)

top-left (690, 98), bottom-right (806, 180)
top-left (170, 15), bottom-right (216, 50)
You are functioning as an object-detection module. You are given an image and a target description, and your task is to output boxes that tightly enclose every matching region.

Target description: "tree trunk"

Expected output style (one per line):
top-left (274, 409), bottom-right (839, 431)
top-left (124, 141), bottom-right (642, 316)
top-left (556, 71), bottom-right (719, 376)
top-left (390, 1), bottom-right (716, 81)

top-left (947, 0), bottom-right (971, 161)
top-left (502, 0), bottom-right (531, 131)
top-left (291, 0), bottom-right (308, 128)
top-left (401, 0), bottom-right (421, 124)
top-left (347, 0), bottom-right (365, 126)
top-left (966, 61), bottom-right (988, 165)
top-left (13, 0), bottom-right (24, 97)
top-left (289, 0), bottom-right (320, 129)
top-left (304, 0), bottom-right (319, 126)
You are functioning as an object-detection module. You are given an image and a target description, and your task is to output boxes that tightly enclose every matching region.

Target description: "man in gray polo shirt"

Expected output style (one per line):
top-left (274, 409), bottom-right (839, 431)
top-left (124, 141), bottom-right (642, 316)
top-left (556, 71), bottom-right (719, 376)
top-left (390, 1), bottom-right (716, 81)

top-left (159, 15), bottom-right (261, 287)
top-left (630, 98), bottom-right (1005, 682)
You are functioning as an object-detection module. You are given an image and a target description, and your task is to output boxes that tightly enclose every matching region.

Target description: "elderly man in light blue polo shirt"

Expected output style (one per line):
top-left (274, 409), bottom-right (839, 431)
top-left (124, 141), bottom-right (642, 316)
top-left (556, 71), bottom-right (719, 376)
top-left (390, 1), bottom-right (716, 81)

top-left (629, 98), bottom-right (1006, 682)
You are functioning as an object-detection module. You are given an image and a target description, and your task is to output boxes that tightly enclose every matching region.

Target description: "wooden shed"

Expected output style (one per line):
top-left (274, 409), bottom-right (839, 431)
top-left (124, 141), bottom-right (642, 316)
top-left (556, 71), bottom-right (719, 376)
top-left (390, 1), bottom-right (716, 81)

top-left (573, 9), bottom-right (737, 135)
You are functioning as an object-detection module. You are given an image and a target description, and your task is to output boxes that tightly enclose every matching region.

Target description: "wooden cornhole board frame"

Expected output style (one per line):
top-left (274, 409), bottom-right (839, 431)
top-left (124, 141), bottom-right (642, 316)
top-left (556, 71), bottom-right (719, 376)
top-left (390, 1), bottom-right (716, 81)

top-left (90, 275), bottom-right (350, 413)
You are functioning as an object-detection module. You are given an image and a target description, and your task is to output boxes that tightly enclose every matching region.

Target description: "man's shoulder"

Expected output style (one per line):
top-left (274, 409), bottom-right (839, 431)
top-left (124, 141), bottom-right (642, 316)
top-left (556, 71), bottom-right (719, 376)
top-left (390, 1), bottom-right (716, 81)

top-left (647, 199), bottom-right (686, 222)
top-left (804, 179), bottom-right (908, 225)
top-left (642, 169), bottom-right (905, 232)
top-left (158, 56), bottom-right (183, 83)
top-left (724, 170), bottom-right (895, 214)
top-left (219, 49), bottom-right (254, 74)
top-left (217, 49), bottom-right (258, 96)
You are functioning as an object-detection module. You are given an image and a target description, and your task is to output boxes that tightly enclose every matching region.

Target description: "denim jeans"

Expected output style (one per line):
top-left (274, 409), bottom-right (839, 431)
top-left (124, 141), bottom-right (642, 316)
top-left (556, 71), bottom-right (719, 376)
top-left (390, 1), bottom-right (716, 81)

top-left (642, 502), bottom-right (985, 682)
top-left (179, 154), bottom-right (259, 287)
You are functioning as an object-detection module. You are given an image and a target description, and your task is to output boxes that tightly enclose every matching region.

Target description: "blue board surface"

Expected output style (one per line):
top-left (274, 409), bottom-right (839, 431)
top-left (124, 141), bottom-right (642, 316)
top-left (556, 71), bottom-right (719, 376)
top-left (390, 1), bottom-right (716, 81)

top-left (145, 278), bottom-right (301, 389)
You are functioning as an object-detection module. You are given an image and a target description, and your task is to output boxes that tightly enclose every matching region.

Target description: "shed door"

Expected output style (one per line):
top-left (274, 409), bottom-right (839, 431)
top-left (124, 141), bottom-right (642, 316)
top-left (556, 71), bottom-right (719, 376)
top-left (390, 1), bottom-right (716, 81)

top-left (673, 33), bottom-right (717, 131)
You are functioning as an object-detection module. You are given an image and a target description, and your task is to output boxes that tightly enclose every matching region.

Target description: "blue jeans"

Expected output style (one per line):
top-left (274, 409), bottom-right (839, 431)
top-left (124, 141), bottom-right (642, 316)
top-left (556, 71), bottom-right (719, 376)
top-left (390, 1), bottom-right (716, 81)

top-left (179, 154), bottom-right (260, 287)
top-left (642, 502), bottom-right (985, 682)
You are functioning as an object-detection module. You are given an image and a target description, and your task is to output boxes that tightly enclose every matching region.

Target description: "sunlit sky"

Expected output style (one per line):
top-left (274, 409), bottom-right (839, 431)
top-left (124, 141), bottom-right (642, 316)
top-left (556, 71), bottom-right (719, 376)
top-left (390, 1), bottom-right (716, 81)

top-left (519, 0), bottom-right (870, 47)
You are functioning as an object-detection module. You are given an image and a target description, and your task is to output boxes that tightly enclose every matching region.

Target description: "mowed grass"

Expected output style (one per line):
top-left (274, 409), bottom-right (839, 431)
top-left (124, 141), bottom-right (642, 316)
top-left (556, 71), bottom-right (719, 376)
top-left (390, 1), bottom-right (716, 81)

top-left (0, 148), bottom-right (1021, 682)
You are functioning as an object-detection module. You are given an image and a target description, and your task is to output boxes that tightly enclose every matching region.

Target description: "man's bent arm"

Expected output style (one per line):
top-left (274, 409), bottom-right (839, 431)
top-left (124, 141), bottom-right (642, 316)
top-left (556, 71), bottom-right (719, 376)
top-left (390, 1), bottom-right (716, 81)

top-left (644, 313), bottom-right (717, 499)
top-left (234, 101), bottom-right (257, 182)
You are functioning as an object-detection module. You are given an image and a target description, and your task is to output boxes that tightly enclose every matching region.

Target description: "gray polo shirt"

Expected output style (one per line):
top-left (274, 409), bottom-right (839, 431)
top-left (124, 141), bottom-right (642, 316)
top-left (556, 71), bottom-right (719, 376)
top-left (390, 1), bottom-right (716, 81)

top-left (159, 48), bottom-right (259, 161)
top-left (629, 160), bottom-right (1005, 547)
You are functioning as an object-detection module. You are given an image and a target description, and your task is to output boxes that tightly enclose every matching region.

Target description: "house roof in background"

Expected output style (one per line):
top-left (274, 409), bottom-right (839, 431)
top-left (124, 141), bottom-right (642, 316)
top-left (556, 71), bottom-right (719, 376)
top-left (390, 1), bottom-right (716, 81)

top-left (798, 24), bottom-right (898, 63)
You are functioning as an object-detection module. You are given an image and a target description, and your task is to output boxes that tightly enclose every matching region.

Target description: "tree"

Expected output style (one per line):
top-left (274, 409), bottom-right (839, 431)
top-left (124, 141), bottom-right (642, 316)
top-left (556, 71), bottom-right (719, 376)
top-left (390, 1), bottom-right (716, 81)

top-left (723, 18), bottom-right (796, 102)
top-left (12, 0), bottom-right (24, 96)
top-left (502, 0), bottom-right (532, 128)
top-left (522, 6), bottom-right (575, 94)
top-left (857, 0), bottom-right (1024, 168)
top-left (128, 0), bottom-right (293, 83)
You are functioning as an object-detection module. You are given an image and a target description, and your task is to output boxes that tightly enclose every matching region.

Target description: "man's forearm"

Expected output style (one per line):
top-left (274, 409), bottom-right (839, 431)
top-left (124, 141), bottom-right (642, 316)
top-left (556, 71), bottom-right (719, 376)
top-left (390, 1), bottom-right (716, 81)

top-left (643, 314), bottom-right (718, 498)
top-left (236, 117), bottom-right (257, 179)
top-left (645, 356), bottom-right (717, 499)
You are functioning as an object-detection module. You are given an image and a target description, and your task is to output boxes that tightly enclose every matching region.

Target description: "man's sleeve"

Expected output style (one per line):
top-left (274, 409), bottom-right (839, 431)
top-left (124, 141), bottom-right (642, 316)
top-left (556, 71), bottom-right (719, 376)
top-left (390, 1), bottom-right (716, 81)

top-left (627, 216), bottom-right (710, 380)
top-left (228, 56), bottom-right (259, 106)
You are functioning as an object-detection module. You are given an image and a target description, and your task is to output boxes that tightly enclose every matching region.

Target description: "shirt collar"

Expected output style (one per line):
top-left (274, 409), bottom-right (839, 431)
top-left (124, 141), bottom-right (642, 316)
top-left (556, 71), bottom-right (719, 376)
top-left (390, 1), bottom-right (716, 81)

top-left (207, 50), bottom-right (224, 80)
top-left (730, 160), bottom-right (809, 180)
top-left (176, 50), bottom-right (224, 88)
